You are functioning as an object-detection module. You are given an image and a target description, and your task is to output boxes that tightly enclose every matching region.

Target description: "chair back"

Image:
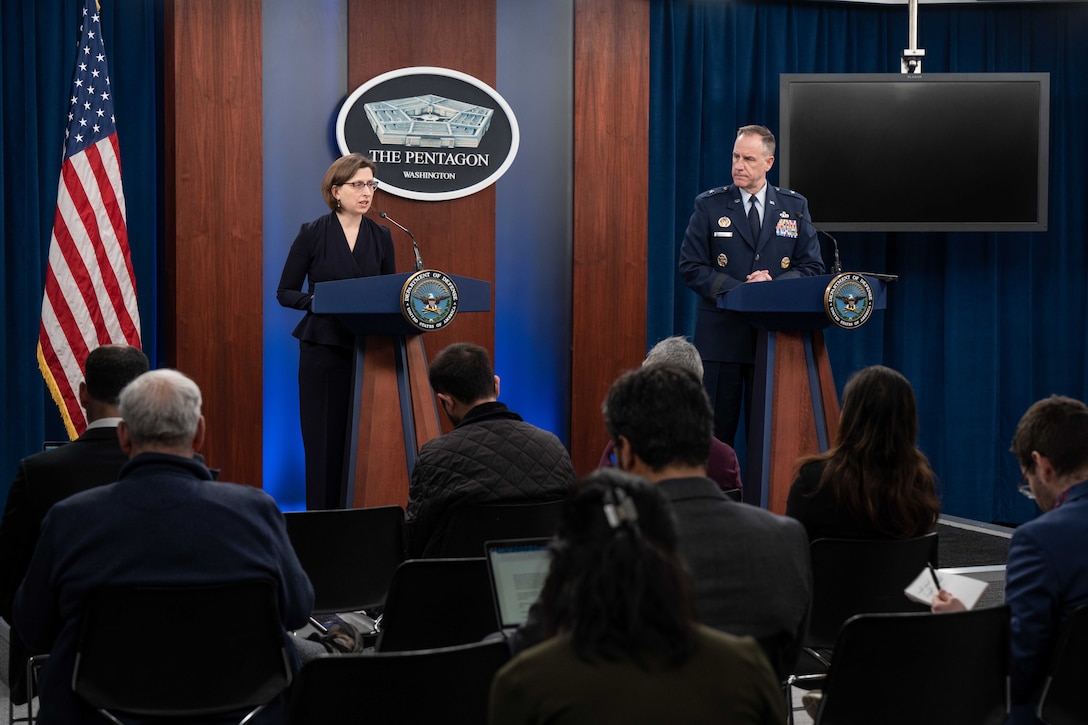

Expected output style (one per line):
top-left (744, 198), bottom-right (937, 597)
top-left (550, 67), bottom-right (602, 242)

top-left (807, 533), bottom-right (939, 649)
top-left (285, 639), bottom-right (511, 725)
top-left (375, 557), bottom-right (498, 652)
top-left (1037, 604), bottom-right (1088, 725)
top-left (817, 607), bottom-right (1009, 725)
top-left (431, 500), bottom-right (563, 558)
top-left (284, 505), bottom-right (405, 614)
top-left (72, 580), bottom-right (292, 721)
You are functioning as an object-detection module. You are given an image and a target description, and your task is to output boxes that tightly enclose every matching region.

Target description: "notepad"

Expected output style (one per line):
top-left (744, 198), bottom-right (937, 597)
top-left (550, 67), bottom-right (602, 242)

top-left (904, 567), bottom-right (990, 610)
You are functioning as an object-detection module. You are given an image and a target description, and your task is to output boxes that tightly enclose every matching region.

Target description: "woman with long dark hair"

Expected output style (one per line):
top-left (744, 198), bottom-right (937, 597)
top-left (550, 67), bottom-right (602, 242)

top-left (786, 365), bottom-right (940, 541)
top-left (489, 469), bottom-right (785, 724)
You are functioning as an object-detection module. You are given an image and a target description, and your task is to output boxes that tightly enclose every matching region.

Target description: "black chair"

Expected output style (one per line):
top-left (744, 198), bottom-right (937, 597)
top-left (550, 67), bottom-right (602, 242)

top-left (375, 557), bottom-right (499, 652)
top-left (801, 533), bottom-right (939, 662)
top-left (285, 639), bottom-right (511, 725)
top-left (814, 607), bottom-right (1010, 725)
top-left (431, 500), bottom-right (563, 557)
top-left (786, 533), bottom-right (940, 722)
top-left (71, 580), bottom-right (292, 725)
top-left (284, 505), bottom-right (405, 616)
top-left (1037, 604), bottom-right (1088, 725)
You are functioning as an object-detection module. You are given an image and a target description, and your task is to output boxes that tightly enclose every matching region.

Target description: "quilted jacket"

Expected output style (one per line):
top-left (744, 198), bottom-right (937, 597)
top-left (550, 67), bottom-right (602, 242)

top-left (405, 402), bottom-right (575, 557)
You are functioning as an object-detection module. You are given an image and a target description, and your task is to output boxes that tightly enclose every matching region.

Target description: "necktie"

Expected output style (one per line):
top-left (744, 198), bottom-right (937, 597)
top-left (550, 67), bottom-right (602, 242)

top-left (748, 197), bottom-right (761, 239)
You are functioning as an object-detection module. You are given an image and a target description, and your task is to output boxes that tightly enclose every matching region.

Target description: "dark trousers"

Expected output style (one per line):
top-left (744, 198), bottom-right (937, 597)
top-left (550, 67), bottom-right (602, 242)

top-left (703, 361), bottom-right (754, 450)
top-left (298, 341), bottom-right (354, 510)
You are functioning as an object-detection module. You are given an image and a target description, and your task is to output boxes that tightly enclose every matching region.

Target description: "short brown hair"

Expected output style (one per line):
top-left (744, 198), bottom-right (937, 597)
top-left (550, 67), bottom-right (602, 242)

top-left (1010, 395), bottom-right (1088, 476)
top-left (321, 154), bottom-right (377, 210)
top-left (737, 124), bottom-right (776, 158)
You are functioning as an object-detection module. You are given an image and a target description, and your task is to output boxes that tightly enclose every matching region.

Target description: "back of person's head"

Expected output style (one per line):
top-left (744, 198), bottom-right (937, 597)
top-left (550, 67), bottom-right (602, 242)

top-left (84, 345), bottom-right (149, 404)
top-left (427, 342), bottom-right (494, 403)
top-left (837, 365), bottom-right (920, 459)
top-left (810, 365), bottom-right (938, 538)
top-left (118, 369), bottom-right (202, 448)
top-left (603, 363), bottom-right (712, 471)
top-left (538, 468), bottom-right (695, 666)
top-left (643, 336), bottom-right (704, 379)
top-left (1011, 395), bottom-right (1088, 476)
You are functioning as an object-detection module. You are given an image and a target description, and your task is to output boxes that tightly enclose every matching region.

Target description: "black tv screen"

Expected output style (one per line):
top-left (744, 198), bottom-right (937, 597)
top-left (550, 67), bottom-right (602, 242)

top-left (779, 73), bottom-right (1049, 232)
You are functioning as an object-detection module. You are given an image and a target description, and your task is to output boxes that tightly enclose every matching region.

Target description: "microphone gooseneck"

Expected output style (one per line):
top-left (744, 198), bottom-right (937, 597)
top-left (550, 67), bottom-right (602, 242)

top-left (379, 211), bottom-right (424, 272)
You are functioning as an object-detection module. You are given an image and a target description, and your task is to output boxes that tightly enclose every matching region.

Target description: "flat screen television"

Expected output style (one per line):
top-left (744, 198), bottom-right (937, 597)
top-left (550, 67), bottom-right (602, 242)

top-left (779, 73), bottom-right (1049, 232)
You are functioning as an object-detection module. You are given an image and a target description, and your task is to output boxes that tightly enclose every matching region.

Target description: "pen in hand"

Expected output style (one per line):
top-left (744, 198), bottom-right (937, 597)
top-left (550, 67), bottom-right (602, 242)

top-left (928, 563), bottom-right (941, 591)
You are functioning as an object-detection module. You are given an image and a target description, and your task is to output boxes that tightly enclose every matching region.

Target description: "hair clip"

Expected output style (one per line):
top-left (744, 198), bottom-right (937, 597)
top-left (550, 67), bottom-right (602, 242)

top-left (603, 487), bottom-right (639, 529)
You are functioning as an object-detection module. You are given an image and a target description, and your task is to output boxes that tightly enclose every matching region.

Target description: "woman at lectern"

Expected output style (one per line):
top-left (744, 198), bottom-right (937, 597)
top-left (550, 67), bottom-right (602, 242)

top-left (276, 154), bottom-right (396, 510)
top-left (786, 364), bottom-right (940, 542)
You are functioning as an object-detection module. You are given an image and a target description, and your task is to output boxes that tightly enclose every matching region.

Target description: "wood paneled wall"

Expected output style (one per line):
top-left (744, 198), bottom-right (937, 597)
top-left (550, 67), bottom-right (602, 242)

top-left (163, 0), bottom-right (264, 486)
top-left (570, 0), bottom-right (650, 473)
top-left (164, 0), bottom-right (648, 486)
top-left (348, 0), bottom-right (497, 397)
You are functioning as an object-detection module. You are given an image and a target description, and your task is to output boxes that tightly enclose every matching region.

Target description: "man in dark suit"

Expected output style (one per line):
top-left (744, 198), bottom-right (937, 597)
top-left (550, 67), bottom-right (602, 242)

top-left (13, 368), bottom-right (313, 724)
top-left (0, 343), bottom-right (148, 704)
top-left (678, 124), bottom-right (823, 448)
top-left (933, 395), bottom-right (1088, 724)
top-left (604, 362), bottom-right (811, 678)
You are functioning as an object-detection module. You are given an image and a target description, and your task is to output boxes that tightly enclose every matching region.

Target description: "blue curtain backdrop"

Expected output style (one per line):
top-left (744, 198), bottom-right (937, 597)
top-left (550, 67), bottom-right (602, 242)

top-left (0, 0), bottom-right (160, 504)
top-left (649, 0), bottom-right (1088, 524)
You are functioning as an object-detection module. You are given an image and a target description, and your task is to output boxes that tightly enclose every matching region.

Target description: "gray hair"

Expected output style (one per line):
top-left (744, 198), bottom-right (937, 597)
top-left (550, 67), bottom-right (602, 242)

top-left (643, 336), bottom-right (704, 379)
top-left (118, 369), bottom-right (203, 448)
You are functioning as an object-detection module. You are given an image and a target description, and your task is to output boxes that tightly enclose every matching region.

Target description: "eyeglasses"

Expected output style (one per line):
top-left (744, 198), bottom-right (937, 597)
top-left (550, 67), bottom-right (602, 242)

top-left (1018, 471), bottom-right (1036, 500)
top-left (340, 180), bottom-right (379, 191)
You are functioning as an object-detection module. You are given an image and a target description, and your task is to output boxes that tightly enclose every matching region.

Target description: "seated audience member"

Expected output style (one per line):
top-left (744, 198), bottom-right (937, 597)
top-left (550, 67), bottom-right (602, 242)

top-left (406, 343), bottom-right (575, 558)
top-left (602, 362), bottom-right (810, 677)
top-left (0, 344), bottom-right (148, 705)
top-left (786, 365), bottom-right (940, 542)
top-left (489, 469), bottom-right (786, 725)
top-left (598, 336), bottom-right (742, 495)
top-left (932, 395), bottom-right (1088, 725)
top-left (14, 369), bottom-right (313, 725)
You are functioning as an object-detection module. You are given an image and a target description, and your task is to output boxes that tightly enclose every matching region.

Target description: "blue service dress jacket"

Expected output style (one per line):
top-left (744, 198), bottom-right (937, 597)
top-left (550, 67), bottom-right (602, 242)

top-left (679, 184), bottom-right (823, 364)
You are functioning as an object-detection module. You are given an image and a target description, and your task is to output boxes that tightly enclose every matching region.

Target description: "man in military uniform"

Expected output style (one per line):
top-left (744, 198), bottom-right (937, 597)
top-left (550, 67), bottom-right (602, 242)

top-left (679, 124), bottom-right (823, 452)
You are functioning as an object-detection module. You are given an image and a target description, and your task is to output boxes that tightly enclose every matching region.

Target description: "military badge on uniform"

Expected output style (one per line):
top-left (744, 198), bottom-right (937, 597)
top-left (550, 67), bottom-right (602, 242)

top-left (780, 211), bottom-right (789, 218)
top-left (717, 253), bottom-right (728, 267)
top-left (718, 217), bottom-right (731, 228)
top-left (824, 273), bottom-right (875, 329)
top-left (780, 257), bottom-right (790, 270)
top-left (775, 218), bottom-right (798, 239)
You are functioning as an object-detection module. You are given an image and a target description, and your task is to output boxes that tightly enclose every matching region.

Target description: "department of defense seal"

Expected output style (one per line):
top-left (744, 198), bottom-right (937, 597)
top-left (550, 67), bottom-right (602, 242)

top-left (824, 273), bottom-right (874, 329)
top-left (401, 270), bottom-right (460, 331)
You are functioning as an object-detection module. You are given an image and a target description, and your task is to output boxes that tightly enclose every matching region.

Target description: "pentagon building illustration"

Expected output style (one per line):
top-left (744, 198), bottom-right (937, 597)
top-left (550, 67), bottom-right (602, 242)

top-left (364, 94), bottom-right (494, 148)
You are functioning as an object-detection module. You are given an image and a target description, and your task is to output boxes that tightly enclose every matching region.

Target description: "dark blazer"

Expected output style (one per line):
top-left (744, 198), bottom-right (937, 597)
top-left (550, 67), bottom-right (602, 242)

top-left (0, 426), bottom-right (128, 704)
top-left (276, 211), bottom-right (396, 349)
top-left (658, 476), bottom-right (812, 674)
top-left (679, 184), bottom-right (823, 363)
top-left (1005, 480), bottom-right (1088, 724)
top-left (13, 452), bottom-right (314, 725)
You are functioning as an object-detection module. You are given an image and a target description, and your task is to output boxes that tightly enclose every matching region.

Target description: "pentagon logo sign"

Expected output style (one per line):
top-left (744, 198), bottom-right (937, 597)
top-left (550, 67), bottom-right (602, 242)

top-left (825, 273), bottom-right (875, 329)
top-left (337, 67), bottom-right (520, 202)
top-left (401, 270), bottom-right (459, 332)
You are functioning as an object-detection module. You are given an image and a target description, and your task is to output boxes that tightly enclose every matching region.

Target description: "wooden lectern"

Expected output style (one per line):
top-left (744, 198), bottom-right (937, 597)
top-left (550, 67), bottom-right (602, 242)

top-left (720, 274), bottom-right (888, 514)
top-left (312, 273), bottom-right (491, 509)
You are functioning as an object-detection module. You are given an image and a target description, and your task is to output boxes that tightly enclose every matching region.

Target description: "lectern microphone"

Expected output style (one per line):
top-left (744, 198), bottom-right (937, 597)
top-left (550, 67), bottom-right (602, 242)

top-left (797, 213), bottom-right (842, 274)
top-left (379, 211), bottom-right (424, 272)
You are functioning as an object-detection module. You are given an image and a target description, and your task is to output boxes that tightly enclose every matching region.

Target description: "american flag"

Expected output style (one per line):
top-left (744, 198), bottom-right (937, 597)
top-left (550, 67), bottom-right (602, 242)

top-left (37, 0), bottom-right (142, 438)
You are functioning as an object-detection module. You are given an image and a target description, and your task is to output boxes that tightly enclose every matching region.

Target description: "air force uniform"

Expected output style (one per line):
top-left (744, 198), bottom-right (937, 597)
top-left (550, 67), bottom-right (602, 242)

top-left (679, 184), bottom-right (824, 364)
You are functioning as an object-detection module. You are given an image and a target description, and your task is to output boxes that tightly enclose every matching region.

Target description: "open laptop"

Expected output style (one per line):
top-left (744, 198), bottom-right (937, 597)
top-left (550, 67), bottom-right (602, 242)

top-left (484, 538), bottom-right (552, 633)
